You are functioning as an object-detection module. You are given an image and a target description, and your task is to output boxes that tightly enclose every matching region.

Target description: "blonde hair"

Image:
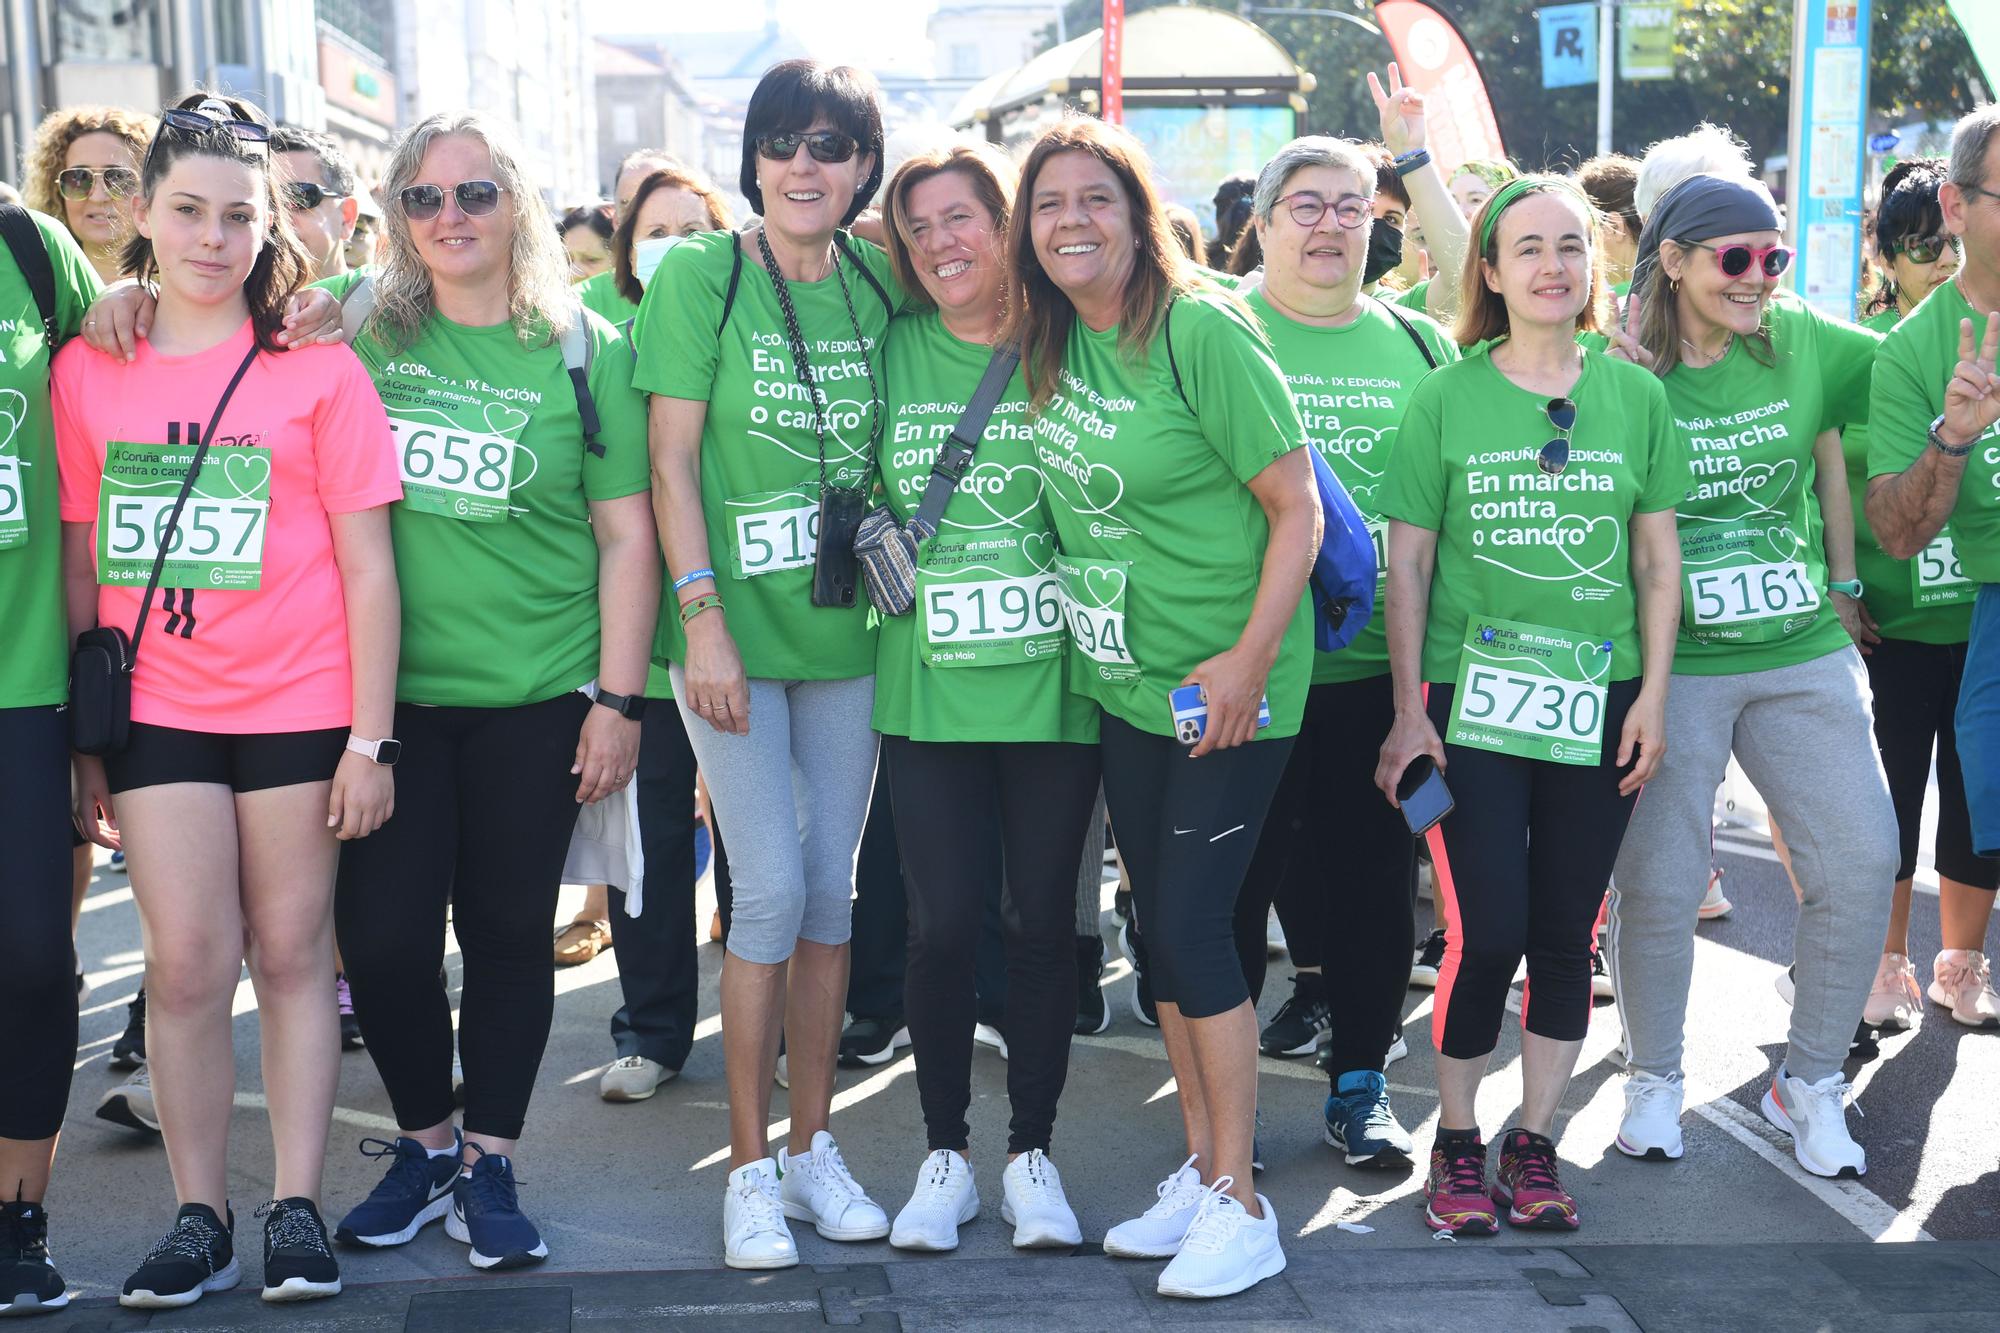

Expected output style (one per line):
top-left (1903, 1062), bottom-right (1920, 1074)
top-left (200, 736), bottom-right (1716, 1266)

top-left (368, 111), bottom-right (575, 353)
top-left (23, 104), bottom-right (157, 237)
top-left (882, 141), bottom-right (1017, 311)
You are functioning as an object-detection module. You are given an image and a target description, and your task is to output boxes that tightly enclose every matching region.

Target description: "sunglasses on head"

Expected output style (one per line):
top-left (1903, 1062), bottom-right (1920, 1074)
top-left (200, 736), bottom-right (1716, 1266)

top-left (283, 181), bottom-right (348, 211)
top-left (1538, 397), bottom-right (1576, 476)
top-left (1895, 233), bottom-right (1960, 265)
top-left (1688, 240), bottom-right (1794, 279)
top-left (398, 180), bottom-right (505, 221)
top-left (756, 131), bottom-right (859, 165)
top-left (159, 106), bottom-right (270, 145)
top-left (56, 165), bottom-right (139, 200)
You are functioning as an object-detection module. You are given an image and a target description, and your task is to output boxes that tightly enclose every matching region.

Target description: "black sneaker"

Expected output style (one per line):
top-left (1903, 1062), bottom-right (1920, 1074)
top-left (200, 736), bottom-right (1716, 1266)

top-left (111, 988), bottom-right (147, 1070)
top-left (0, 1199), bottom-right (69, 1315)
top-left (120, 1202), bottom-right (239, 1309)
top-left (1591, 950), bottom-right (1615, 1001)
top-left (837, 1016), bottom-right (910, 1067)
top-left (1075, 934), bottom-right (1109, 1035)
top-left (1259, 973), bottom-right (1330, 1056)
top-left (1410, 929), bottom-right (1446, 989)
top-left (257, 1197), bottom-right (340, 1302)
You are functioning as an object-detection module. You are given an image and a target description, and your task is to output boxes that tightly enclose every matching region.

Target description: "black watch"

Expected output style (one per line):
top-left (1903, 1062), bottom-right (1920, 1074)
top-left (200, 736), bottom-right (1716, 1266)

top-left (593, 688), bottom-right (646, 720)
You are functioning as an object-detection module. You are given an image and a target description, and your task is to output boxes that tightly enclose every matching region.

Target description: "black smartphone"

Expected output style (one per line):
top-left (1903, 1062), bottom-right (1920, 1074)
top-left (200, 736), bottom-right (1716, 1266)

top-left (1396, 755), bottom-right (1454, 836)
top-left (812, 485), bottom-right (867, 608)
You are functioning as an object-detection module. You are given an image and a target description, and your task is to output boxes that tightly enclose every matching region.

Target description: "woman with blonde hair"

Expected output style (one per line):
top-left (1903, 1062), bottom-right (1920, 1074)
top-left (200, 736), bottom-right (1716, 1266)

top-left (24, 105), bottom-right (157, 283)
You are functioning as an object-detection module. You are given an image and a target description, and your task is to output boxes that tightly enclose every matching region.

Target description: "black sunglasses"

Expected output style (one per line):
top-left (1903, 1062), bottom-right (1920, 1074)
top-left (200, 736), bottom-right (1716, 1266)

top-left (1895, 234), bottom-right (1960, 265)
top-left (56, 166), bottom-right (139, 200)
top-left (159, 107), bottom-right (270, 145)
top-left (284, 181), bottom-right (348, 211)
top-left (1538, 397), bottom-right (1577, 476)
top-left (398, 180), bottom-right (505, 221)
top-left (756, 131), bottom-right (859, 165)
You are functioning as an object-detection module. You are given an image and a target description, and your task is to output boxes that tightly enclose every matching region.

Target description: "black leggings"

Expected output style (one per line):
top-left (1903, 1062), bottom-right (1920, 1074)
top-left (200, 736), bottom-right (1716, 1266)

top-left (336, 692), bottom-right (591, 1140)
top-left (1866, 638), bottom-right (2000, 889)
top-left (0, 706), bottom-right (78, 1142)
top-left (884, 735), bottom-right (1100, 1155)
top-left (1426, 679), bottom-right (1640, 1060)
top-left (1101, 714), bottom-right (1293, 1020)
top-left (1241, 674), bottom-right (1418, 1077)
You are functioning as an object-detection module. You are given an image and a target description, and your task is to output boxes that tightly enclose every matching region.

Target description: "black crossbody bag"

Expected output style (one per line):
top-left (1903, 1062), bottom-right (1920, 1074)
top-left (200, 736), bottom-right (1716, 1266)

top-left (70, 344), bottom-right (260, 755)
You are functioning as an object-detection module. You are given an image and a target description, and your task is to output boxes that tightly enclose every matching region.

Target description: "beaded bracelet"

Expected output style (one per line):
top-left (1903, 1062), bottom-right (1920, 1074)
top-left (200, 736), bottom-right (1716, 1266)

top-left (672, 566), bottom-right (716, 593)
top-left (679, 593), bottom-right (724, 626)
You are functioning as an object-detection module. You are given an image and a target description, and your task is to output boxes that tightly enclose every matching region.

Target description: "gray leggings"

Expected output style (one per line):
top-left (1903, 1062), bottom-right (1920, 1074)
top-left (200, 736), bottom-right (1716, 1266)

top-left (669, 668), bottom-right (879, 965)
top-left (1608, 648), bottom-right (1898, 1083)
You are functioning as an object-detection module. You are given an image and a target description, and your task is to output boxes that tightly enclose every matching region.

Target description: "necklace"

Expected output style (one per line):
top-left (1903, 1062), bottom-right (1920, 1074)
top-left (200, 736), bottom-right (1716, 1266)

top-left (1679, 331), bottom-right (1732, 366)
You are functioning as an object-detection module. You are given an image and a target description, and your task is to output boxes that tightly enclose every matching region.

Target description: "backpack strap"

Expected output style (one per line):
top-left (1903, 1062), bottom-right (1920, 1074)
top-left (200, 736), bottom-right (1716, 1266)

top-left (717, 235), bottom-right (746, 337)
top-left (1161, 297), bottom-right (1193, 415)
top-left (562, 297), bottom-right (604, 457)
top-left (0, 206), bottom-right (60, 347)
top-left (337, 273), bottom-right (377, 344)
top-left (1374, 295), bottom-right (1440, 371)
top-left (833, 231), bottom-right (895, 319)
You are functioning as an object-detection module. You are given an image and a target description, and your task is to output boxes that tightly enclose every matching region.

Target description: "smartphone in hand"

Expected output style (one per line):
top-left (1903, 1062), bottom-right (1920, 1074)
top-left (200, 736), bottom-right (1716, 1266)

top-left (1396, 755), bottom-right (1454, 836)
top-left (1170, 685), bottom-right (1272, 746)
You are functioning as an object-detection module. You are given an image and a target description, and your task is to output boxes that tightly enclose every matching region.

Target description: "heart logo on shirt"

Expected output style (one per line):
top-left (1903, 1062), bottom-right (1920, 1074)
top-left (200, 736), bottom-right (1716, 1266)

top-left (1055, 457), bottom-right (1125, 516)
top-left (1759, 524), bottom-right (1806, 563)
top-left (1020, 530), bottom-right (1057, 574)
top-left (1572, 638), bottom-right (1613, 685)
top-left (220, 450), bottom-right (271, 500)
top-left (1328, 426), bottom-right (1390, 477)
top-left (1346, 482), bottom-right (1381, 516)
top-left (1082, 564), bottom-right (1126, 610)
top-left (1547, 511), bottom-right (1624, 583)
top-left (952, 463), bottom-right (1045, 529)
top-left (0, 389), bottom-right (25, 454)
top-left (484, 402), bottom-right (532, 438)
top-left (1735, 458), bottom-right (1797, 519)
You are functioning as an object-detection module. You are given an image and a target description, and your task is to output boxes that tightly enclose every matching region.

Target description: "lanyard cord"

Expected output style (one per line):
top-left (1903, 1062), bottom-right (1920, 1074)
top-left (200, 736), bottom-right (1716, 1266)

top-left (755, 227), bottom-right (882, 493)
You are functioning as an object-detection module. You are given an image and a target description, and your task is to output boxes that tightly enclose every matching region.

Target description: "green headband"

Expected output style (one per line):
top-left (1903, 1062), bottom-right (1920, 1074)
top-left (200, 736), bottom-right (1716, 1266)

top-left (1477, 176), bottom-right (1594, 256)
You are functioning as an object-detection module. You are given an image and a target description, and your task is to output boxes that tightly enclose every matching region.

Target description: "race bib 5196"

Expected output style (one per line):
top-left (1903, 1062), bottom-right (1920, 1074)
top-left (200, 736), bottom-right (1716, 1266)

top-left (919, 530), bottom-right (1064, 669)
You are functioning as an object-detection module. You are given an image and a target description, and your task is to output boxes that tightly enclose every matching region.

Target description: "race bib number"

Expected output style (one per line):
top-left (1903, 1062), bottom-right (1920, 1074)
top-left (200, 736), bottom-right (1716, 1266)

top-left (919, 530), bottom-right (1065, 669)
top-left (0, 450), bottom-right (24, 550)
top-left (1449, 614), bottom-right (1610, 766)
top-left (1365, 517), bottom-right (1388, 590)
top-left (391, 417), bottom-right (514, 523)
top-left (729, 490), bottom-right (819, 578)
top-left (1912, 535), bottom-right (1975, 609)
top-left (1055, 554), bottom-right (1139, 683)
top-left (1680, 522), bottom-right (1820, 643)
top-left (96, 441), bottom-right (268, 590)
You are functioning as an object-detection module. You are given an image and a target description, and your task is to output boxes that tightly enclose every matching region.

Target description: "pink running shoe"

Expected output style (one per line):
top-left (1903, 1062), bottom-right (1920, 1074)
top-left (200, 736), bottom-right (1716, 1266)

top-left (1863, 953), bottom-right (1923, 1031)
top-left (1423, 1138), bottom-right (1497, 1235)
top-left (1491, 1128), bottom-right (1579, 1230)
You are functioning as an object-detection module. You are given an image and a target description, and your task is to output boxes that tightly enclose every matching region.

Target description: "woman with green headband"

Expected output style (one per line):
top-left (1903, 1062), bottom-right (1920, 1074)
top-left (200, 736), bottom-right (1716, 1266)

top-left (1376, 174), bottom-right (1687, 1236)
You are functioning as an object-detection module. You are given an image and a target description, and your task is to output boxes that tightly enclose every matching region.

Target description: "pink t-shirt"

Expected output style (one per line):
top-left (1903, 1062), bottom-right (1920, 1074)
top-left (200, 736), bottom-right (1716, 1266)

top-left (55, 319), bottom-right (402, 734)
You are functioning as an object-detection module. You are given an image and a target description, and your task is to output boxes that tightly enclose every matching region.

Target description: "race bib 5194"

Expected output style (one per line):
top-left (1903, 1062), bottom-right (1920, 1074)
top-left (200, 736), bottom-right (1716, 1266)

top-left (96, 441), bottom-right (269, 589)
top-left (1055, 554), bottom-right (1138, 683)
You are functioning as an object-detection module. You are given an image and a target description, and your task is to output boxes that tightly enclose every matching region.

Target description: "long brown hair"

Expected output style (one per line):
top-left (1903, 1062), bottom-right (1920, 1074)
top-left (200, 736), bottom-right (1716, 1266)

top-left (1452, 174), bottom-right (1607, 349)
top-left (1002, 116), bottom-right (1198, 408)
top-left (881, 142), bottom-right (1016, 311)
top-left (611, 165), bottom-right (734, 305)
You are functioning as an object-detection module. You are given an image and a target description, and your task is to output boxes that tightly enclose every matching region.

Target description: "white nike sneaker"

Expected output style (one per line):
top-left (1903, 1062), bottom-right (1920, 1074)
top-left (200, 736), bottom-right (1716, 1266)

top-left (722, 1159), bottom-right (797, 1270)
top-left (1154, 1181), bottom-right (1285, 1299)
top-left (1103, 1155), bottom-right (1207, 1259)
top-left (1614, 1069), bottom-right (1685, 1161)
top-left (1760, 1068), bottom-right (1866, 1178)
top-left (889, 1150), bottom-right (978, 1251)
top-left (1001, 1150), bottom-right (1081, 1248)
top-left (778, 1131), bottom-right (890, 1240)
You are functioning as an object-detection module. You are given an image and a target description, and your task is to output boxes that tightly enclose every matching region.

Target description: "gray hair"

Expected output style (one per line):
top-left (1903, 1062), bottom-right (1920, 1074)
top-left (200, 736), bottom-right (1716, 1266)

top-left (1635, 123), bottom-right (1755, 222)
top-left (1253, 136), bottom-right (1380, 224)
top-left (369, 110), bottom-right (575, 354)
top-left (1950, 105), bottom-right (2000, 192)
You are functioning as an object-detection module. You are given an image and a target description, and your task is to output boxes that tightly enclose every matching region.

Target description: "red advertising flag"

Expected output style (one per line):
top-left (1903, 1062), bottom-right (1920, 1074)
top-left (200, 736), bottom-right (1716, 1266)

top-left (1374, 0), bottom-right (1505, 172)
top-left (1102, 0), bottom-right (1125, 124)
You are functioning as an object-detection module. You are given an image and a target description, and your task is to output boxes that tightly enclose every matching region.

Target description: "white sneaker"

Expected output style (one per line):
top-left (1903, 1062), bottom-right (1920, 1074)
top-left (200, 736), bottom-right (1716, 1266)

top-left (889, 1149), bottom-right (978, 1251)
top-left (1929, 950), bottom-right (2000, 1029)
top-left (1266, 909), bottom-right (1287, 958)
top-left (774, 1054), bottom-right (788, 1090)
top-left (1001, 1150), bottom-right (1081, 1248)
top-left (723, 1159), bottom-right (797, 1270)
top-left (973, 1023), bottom-right (1009, 1061)
top-left (94, 1065), bottom-right (158, 1133)
top-left (1697, 869), bottom-right (1732, 920)
top-left (599, 1055), bottom-right (674, 1102)
top-left (1760, 1068), bottom-right (1866, 1178)
top-left (1103, 1155), bottom-right (1206, 1258)
top-left (1384, 1034), bottom-right (1408, 1068)
top-left (1614, 1069), bottom-right (1685, 1160)
top-left (778, 1131), bottom-right (890, 1240)
top-left (1864, 952), bottom-right (1924, 1031)
top-left (1155, 1181), bottom-right (1285, 1299)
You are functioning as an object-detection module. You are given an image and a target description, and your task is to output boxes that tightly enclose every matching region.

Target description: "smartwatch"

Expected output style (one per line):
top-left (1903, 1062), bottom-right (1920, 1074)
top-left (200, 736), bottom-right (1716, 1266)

top-left (1929, 414), bottom-right (1975, 458)
top-left (593, 688), bottom-right (646, 721)
top-left (346, 734), bottom-right (402, 766)
top-left (1828, 579), bottom-right (1865, 599)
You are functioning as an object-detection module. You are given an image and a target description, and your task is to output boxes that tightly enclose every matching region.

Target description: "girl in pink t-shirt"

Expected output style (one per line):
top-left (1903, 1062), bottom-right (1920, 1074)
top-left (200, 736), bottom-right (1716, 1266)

top-left (53, 92), bottom-right (400, 1309)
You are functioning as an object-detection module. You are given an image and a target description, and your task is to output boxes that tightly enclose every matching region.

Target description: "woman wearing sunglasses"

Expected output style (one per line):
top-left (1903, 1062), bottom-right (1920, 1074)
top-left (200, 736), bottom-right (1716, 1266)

top-left (325, 111), bottom-right (657, 1273)
top-left (54, 92), bottom-right (401, 1308)
top-left (1375, 175), bottom-right (1685, 1236)
top-left (24, 106), bottom-right (157, 285)
top-left (634, 59), bottom-right (894, 1271)
top-left (1606, 174), bottom-right (1899, 1179)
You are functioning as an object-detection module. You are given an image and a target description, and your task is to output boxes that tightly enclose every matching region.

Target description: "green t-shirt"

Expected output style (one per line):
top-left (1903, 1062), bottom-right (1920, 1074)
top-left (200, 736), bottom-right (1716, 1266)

top-left (1029, 291), bottom-right (1314, 739)
top-left (0, 211), bottom-right (100, 707)
top-left (1393, 277), bottom-right (1431, 312)
top-left (1870, 279), bottom-right (2000, 586)
top-left (1844, 305), bottom-right (1972, 644)
top-left (632, 229), bottom-right (895, 681)
top-left (578, 269), bottom-right (640, 327)
top-left (1381, 344), bottom-right (1688, 684)
top-left (320, 271), bottom-right (652, 706)
top-left (1662, 298), bottom-right (1882, 675)
top-left (1247, 288), bottom-right (1457, 684)
top-left (872, 309), bottom-right (1097, 744)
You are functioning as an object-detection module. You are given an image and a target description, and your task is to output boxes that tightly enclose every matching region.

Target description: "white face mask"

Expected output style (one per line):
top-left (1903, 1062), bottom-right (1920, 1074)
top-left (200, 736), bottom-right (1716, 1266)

top-left (632, 235), bottom-right (683, 289)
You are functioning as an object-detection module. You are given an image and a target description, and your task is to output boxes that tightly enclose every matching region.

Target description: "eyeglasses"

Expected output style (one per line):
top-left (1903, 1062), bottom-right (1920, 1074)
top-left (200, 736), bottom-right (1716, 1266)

top-left (1277, 191), bottom-right (1369, 230)
top-left (1688, 240), bottom-right (1794, 280)
top-left (398, 180), bottom-right (505, 221)
top-left (1895, 233), bottom-right (1960, 264)
top-left (283, 181), bottom-right (348, 212)
top-left (756, 131), bottom-right (858, 165)
top-left (159, 107), bottom-right (270, 145)
top-left (1538, 397), bottom-right (1576, 476)
top-left (56, 166), bottom-right (139, 200)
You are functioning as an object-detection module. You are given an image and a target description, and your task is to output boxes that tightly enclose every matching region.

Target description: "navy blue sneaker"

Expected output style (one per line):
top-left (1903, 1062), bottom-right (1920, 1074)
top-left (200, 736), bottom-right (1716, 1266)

top-left (1324, 1069), bottom-right (1415, 1169)
top-left (335, 1134), bottom-right (460, 1247)
top-left (445, 1149), bottom-right (547, 1270)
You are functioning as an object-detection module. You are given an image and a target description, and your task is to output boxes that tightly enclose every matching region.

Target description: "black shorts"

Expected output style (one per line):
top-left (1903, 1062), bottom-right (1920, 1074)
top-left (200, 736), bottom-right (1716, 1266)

top-left (104, 723), bottom-right (348, 795)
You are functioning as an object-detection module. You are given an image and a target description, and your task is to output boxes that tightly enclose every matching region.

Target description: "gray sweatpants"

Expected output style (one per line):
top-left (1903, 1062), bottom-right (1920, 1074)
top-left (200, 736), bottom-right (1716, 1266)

top-left (669, 668), bottom-right (879, 965)
top-left (1607, 648), bottom-right (1898, 1083)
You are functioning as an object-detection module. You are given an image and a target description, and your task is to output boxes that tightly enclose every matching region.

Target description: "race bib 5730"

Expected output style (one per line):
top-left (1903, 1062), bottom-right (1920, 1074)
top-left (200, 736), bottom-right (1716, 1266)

top-left (1449, 614), bottom-right (1610, 766)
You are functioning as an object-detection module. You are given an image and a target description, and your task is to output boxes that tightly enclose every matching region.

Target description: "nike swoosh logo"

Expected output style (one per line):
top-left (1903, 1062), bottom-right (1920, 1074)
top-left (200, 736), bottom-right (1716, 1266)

top-left (1173, 826), bottom-right (1195, 835)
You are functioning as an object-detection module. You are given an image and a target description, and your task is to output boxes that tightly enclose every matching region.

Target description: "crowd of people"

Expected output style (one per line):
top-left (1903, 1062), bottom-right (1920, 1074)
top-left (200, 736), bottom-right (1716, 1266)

top-left (2, 53), bottom-right (1998, 1316)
